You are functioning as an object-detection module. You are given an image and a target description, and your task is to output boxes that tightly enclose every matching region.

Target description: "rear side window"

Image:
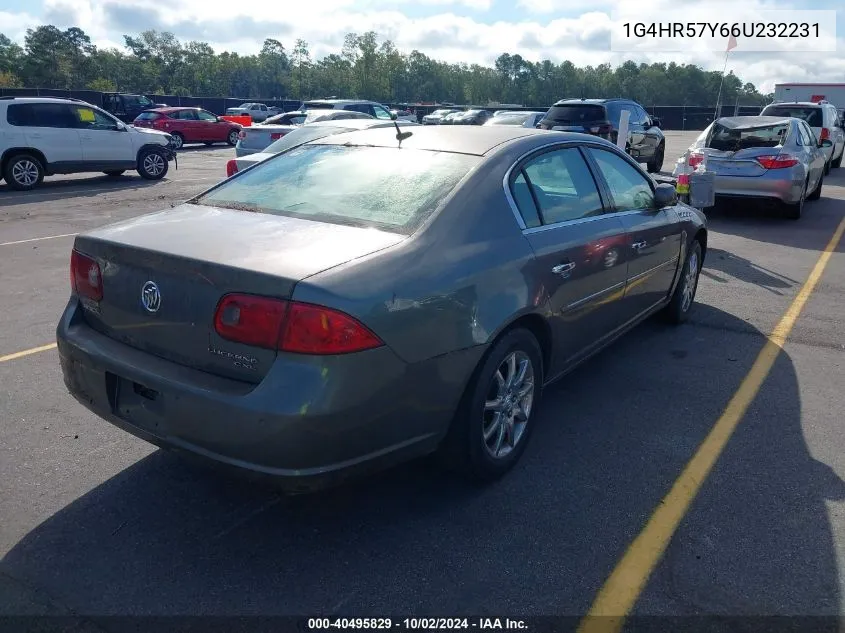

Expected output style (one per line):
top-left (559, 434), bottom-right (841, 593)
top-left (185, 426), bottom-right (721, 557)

top-left (173, 110), bottom-right (198, 120)
top-left (543, 104), bottom-right (607, 125)
top-left (762, 106), bottom-right (823, 127)
top-left (511, 147), bottom-right (604, 225)
top-left (6, 103), bottom-right (76, 128)
top-left (135, 112), bottom-right (161, 121)
top-left (194, 145), bottom-right (479, 234)
top-left (707, 121), bottom-right (789, 150)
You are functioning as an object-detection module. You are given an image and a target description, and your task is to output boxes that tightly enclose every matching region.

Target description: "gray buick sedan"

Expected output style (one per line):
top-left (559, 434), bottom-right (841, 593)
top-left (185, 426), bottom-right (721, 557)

top-left (57, 126), bottom-right (707, 492)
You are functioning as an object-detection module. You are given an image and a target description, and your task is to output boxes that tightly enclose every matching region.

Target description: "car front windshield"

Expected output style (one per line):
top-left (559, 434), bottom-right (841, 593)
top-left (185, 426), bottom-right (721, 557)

top-left (192, 144), bottom-right (479, 234)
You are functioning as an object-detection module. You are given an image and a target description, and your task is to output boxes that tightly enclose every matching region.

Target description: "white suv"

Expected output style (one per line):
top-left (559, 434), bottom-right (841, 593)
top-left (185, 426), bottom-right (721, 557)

top-left (760, 100), bottom-right (845, 172)
top-left (0, 97), bottom-right (176, 191)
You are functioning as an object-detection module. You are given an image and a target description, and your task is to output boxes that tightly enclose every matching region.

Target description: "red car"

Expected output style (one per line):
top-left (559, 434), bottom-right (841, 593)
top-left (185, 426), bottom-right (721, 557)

top-left (133, 108), bottom-right (241, 149)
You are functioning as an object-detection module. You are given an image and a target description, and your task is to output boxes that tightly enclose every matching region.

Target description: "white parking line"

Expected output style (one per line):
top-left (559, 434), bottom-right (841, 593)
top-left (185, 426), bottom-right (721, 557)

top-left (0, 232), bottom-right (77, 246)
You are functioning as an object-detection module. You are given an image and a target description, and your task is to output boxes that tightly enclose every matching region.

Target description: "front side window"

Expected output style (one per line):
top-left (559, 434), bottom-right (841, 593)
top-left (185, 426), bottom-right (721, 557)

top-left (374, 105), bottom-right (392, 120)
top-left (587, 148), bottom-right (655, 211)
top-left (193, 145), bottom-right (479, 234)
top-left (197, 110), bottom-right (218, 122)
top-left (70, 105), bottom-right (120, 130)
top-left (512, 147), bottom-right (604, 225)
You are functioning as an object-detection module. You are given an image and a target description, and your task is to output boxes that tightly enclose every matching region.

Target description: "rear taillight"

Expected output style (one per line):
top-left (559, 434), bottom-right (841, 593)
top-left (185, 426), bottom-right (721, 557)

top-left (70, 249), bottom-right (103, 301)
top-left (820, 128), bottom-right (830, 141)
top-left (214, 294), bottom-right (288, 349)
top-left (226, 159), bottom-right (238, 177)
top-left (213, 294), bottom-right (384, 355)
top-left (688, 152), bottom-right (704, 168)
top-left (756, 154), bottom-right (799, 169)
top-left (589, 123), bottom-right (613, 135)
top-left (270, 132), bottom-right (287, 140)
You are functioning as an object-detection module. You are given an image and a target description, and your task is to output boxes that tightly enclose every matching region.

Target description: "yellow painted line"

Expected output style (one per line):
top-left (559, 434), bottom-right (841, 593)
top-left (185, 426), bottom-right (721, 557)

top-left (0, 343), bottom-right (57, 363)
top-left (0, 232), bottom-right (77, 247)
top-left (577, 215), bottom-right (845, 633)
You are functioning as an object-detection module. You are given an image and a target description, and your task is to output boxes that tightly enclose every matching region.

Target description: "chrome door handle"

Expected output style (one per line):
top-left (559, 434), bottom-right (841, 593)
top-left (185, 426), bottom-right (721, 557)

top-left (552, 262), bottom-right (576, 275)
top-left (632, 241), bottom-right (647, 250)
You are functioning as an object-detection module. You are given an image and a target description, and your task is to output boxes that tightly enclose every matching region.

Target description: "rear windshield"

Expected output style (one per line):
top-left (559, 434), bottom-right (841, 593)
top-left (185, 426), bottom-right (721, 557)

top-left (543, 104), bottom-right (606, 124)
top-left (263, 125), bottom-right (356, 153)
top-left (301, 102), bottom-right (336, 111)
top-left (489, 113), bottom-right (529, 125)
top-left (707, 122), bottom-right (789, 151)
top-left (135, 112), bottom-right (161, 120)
top-left (761, 106), bottom-right (823, 127)
top-left (193, 145), bottom-right (479, 234)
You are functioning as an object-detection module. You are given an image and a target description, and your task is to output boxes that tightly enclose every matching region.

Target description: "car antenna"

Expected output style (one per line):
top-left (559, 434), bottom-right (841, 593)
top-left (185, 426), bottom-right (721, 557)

top-left (392, 116), bottom-right (413, 146)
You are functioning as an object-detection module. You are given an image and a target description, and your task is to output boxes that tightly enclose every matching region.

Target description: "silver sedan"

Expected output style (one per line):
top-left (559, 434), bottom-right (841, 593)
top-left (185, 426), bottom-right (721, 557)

top-left (672, 116), bottom-right (831, 219)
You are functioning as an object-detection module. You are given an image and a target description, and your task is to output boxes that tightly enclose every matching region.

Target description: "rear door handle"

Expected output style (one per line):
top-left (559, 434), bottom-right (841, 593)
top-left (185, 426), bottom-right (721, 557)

top-left (632, 240), bottom-right (647, 250)
top-left (552, 262), bottom-right (576, 275)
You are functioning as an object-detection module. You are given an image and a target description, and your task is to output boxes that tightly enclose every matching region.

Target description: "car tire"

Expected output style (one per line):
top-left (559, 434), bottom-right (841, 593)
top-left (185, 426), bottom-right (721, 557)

top-left (227, 130), bottom-right (239, 146)
top-left (824, 159), bottom-right (831, 175)
top-left (782, 180), bottom-right (807, 220)
top-left (136, 148), bottom-right (169, 180)
top-left (647, 142), bottom-right (665, 173)
top-left (438, 327), bottom-right (543, 482)
top-left (663, 240), bottom-right (703, 325)
top-left (103, 170), bottom-right (125, 177)
top-left (4, 153), bottom-right (44, 191)
top-left (808, 173), bottom-right (823, 201)
top-left (833, 151), bottom-right (843, 168)
top-left (170, 132), bottom-right (185, 150)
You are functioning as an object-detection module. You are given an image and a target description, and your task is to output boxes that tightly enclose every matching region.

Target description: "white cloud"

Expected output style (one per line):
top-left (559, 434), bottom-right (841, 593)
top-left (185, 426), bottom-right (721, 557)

top-left (3, 0), bottom-right (845, 96)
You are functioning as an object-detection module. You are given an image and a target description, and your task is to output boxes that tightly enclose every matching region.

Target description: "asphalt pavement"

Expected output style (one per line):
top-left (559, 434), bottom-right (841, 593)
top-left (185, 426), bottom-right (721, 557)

top-left (1, 133), bottom-right (844, 628)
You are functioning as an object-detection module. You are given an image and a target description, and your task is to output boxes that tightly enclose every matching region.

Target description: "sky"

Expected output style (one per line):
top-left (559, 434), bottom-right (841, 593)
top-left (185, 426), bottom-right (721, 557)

top-left (0, 0), bottom-right (843, 94)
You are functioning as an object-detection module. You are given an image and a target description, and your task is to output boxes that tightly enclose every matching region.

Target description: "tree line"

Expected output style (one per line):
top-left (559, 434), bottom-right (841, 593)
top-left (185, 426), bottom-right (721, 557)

top-left (0, 26), bottom-right (770, 107)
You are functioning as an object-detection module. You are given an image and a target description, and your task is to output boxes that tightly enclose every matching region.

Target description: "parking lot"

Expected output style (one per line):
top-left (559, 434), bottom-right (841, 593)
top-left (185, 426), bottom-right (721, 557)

top-left (1, 130), bottom-right (844, 625)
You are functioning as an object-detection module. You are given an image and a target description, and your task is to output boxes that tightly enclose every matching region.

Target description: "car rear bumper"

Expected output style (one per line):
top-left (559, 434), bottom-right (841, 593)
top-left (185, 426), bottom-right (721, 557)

top-left (234, 144), bottom-right (259, 158)
top-left (712, 171), bottom-right (804, 204)
top-left (56, 298), bottom-right (464, 491)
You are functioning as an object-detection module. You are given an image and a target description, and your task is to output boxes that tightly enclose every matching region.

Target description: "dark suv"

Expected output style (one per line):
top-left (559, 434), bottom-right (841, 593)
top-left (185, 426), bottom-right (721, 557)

top-left (538, 98), bottom-right (665, 173)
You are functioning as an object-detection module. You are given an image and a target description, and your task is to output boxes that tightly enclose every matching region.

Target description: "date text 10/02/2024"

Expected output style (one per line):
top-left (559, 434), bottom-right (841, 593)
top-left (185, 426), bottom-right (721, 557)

top-left (307, 618), bottom-right (529, 630)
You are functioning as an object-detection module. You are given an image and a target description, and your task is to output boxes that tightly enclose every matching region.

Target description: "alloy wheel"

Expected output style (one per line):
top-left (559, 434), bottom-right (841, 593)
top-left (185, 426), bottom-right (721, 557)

top-left (11, 159), bottom-right (39, 186)
top-left (681, 250), bottom-right (699, 313)
top-left (143, 153), bottom-right (165, 177)
top-left (482, 351), bottom-right (535, 459)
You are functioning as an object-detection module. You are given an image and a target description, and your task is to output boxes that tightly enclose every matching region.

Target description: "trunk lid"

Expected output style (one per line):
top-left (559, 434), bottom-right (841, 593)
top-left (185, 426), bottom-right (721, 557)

top-left (240, 125), bottom-right (297, 151)
top-left (699, 147), bottom-right (784, 177)
top-left (73, 204), bottom-right (405, 383)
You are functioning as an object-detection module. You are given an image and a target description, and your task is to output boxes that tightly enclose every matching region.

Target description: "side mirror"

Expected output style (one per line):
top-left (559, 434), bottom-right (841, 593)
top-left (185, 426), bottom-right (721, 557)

top-left (390, 112), bottom-right (398, 120)
top-left (654, 183), bottom-right (677, 208)
top-left (115, 122), bottom-right (127, 131)
top-left (652, 117), bottom-right (662, 129)
top-left (820, 139), bottom-right (833, 148)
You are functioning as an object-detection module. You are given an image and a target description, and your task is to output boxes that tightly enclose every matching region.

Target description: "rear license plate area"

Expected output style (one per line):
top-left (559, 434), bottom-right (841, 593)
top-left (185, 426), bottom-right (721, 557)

top-left (108, 372), bottom-right (165, 433)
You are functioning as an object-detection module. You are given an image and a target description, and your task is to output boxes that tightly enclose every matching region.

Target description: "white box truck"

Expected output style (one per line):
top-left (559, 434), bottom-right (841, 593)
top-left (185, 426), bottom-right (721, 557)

top-left (773, 83), bottom-right (845, 114)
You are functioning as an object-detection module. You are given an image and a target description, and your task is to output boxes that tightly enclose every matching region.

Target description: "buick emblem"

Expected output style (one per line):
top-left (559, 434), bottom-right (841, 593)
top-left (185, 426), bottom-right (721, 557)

top-left (141, 281), bottom-right (161, 313)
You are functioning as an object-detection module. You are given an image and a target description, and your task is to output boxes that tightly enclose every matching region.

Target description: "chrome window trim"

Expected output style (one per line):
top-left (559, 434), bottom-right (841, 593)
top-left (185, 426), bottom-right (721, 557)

top-left (502, 139), bottom-right (655, 233)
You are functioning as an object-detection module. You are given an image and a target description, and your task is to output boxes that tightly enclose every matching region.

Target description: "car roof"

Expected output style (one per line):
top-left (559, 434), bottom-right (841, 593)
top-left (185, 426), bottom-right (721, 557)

top-left (151, 107), bottom-right (201, 113)
top-left (305, 118), bottom-right (416, 130)
top-left (553, 98), bottom-right (631, 105)
top-left (308, 125), bottom-right (565, 156)
top-left (716, 116), bottom-right (793, 128)
top-left (765, 101), bottom-right (823, 108)
top-left (0, 97), bottom-right (94, 105)
top-left (303, 99), bottom-right (380, 105)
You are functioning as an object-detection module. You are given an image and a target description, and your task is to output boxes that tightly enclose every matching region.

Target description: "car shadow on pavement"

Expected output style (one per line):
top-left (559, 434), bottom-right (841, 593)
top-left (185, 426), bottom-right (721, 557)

top-left (704, 175), bottom-right (845, 253)
top-left (0, 176), bottom-right (168, 207)
top-left (701, 248), bottom-right (798, 295)
top-left (1, 305), bottom-right (841, 620)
